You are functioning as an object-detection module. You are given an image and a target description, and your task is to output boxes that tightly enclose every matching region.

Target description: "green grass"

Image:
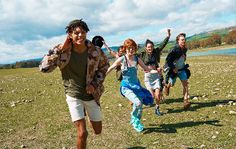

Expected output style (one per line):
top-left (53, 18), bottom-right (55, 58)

top-left (1, 55), bottom-right (236, 149)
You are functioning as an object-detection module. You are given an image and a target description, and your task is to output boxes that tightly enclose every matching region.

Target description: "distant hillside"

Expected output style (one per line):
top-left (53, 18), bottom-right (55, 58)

top-left (186, 26), bottom-right (236, 42)
top-left (154, 26), bottom-right (236, 53)
top-left (1, 26), bottom-right (235, 68)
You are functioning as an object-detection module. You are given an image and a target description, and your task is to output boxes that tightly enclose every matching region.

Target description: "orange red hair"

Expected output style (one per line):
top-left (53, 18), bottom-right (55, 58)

top-left (123, 38), bottom-right (138, 52)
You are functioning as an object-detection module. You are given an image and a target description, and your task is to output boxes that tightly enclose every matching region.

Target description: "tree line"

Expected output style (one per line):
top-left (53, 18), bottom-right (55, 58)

top-left (186, 30), bottom-right (236, 50)
top-left (0, 60), bottom-right (40, 69)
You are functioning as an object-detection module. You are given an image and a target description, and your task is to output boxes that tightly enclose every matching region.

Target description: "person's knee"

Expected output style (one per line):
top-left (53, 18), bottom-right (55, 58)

top-left (94, 128), bottom-right (102, 135)
top-left (78, 130), bottom-right (88, 139)
top-left (182, 80), bottom-right (188, 87)
top-left (74, 120), bottom-right (88, 140)
top-left (93, 123), bottom-right (102, 135)
top-left (90, 121), bottom-right (102, 135)
top-left (155, 89), bottom-right (161, 97)
top-left (135, 101), bottom-right (142, 107)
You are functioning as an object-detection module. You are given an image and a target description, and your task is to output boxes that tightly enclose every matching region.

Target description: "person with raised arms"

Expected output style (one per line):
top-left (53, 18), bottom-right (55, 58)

top-left (136, 29), bottom-right (171, 116)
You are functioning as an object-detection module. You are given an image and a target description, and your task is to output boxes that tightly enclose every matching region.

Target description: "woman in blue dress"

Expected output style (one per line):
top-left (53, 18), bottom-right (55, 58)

top-left (106, 38), bottom-right (154, 132)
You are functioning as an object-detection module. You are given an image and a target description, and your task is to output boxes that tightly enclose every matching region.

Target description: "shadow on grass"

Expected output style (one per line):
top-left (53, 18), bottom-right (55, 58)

top-left (163, 95), bottom-right (203, 104)
top-left (166, 99), bottom-right (236, 114)
top-left (127, 147), bottom-right (146, 149)
top-left (143, 120), bottom-right (222, 134)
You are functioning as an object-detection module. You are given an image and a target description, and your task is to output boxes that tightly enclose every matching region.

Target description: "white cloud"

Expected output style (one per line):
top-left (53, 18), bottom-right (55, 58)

top-left (0, 0), bottom-right (110, 42)
top-left (0, 35), bottom-right (65, 64)
top-left (0, 0), bottom-right (235, 64)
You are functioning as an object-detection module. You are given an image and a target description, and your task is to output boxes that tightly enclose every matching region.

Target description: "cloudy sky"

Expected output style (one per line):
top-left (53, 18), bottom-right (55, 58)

top-left (0, 0), bottom-right (235, 64)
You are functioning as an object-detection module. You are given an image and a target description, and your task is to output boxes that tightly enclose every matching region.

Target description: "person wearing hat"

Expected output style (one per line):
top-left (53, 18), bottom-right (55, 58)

top-left (136, 29), bottom-right (171, 116)
top-left (164, 33), bottom-right (191, 110)
top-left (92, 35), bottom-right (104, 48)
top-left (39, 19), bottom-right (109, 148)
top-left (92, 36), bottom-right (125, 82)
top-left (92, 36), bottom-right (123, 59)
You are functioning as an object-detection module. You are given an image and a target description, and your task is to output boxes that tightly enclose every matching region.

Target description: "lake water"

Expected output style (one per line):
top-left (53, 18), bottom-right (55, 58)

top-left (188, 47), bottom-right (236, 57)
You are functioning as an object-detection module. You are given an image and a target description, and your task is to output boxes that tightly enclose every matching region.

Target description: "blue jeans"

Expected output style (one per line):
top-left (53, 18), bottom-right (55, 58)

top-left (121, 86), bottom-right (143, 119)
top-left (169, 70), bottom-right (188, 86)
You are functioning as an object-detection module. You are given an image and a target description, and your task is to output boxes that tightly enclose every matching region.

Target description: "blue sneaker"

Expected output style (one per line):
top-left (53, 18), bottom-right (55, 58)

top-left (132, 118), bottom-right (144, 132)
top-left (155, 106), bottom-right (162, 116)
top-left (134, 123), bottom-right (144, 132)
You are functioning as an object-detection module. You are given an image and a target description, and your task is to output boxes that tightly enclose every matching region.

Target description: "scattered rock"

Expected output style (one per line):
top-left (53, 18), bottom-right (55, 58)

top-left (229, 110), bottom-right (236, 115)
top-left (228, 101), bottom-right (234, 106)
top-left (7, 129), bottom-right (13, 133)
top-left (212, 135), bottom-right (217, 139)
top-left (153, 141), bottom-right (159, 145)
top-left (200, 144), bottom-right (205, 148)
top-left (212, 92), bottom-right (217, 95)
top-left (105, 106), bottom-right (109, 109)
top-left (213, 111), bottom-right (217, 114)
top-left (3, 146), bottom-right (9, 149)
top-left (10, 101), bottom-right (16, 107)
top-left (20, 144), bottom-right (26, 148)
top-left (217, 104), bottom-right (224, 107)
top-left (193, 97), bottom-right (198, 100)
top-left (118, 104), bottom-right (122, 107)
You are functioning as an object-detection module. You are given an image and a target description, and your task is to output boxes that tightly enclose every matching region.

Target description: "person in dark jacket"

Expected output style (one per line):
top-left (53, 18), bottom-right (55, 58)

top-left (136, 29), bottom-right (171, 115)
top-left (164, 33), bottom-right (191, 110)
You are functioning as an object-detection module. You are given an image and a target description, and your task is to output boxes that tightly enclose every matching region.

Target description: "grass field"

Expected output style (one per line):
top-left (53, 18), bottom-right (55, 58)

top-left (0, 55), bottom-right (236, 149)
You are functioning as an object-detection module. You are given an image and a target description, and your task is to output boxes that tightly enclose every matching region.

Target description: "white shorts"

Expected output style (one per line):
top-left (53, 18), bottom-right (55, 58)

top-left (144, 72), bottom-right (161, 90)
top-left (66, 95), bottom-right (102, 122)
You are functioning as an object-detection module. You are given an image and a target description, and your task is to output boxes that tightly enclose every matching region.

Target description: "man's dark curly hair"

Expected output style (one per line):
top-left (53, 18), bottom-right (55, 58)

top-left (145, 39), bottom-right (154, 47)
top-left (65, 19), bottom-right (89, 33)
